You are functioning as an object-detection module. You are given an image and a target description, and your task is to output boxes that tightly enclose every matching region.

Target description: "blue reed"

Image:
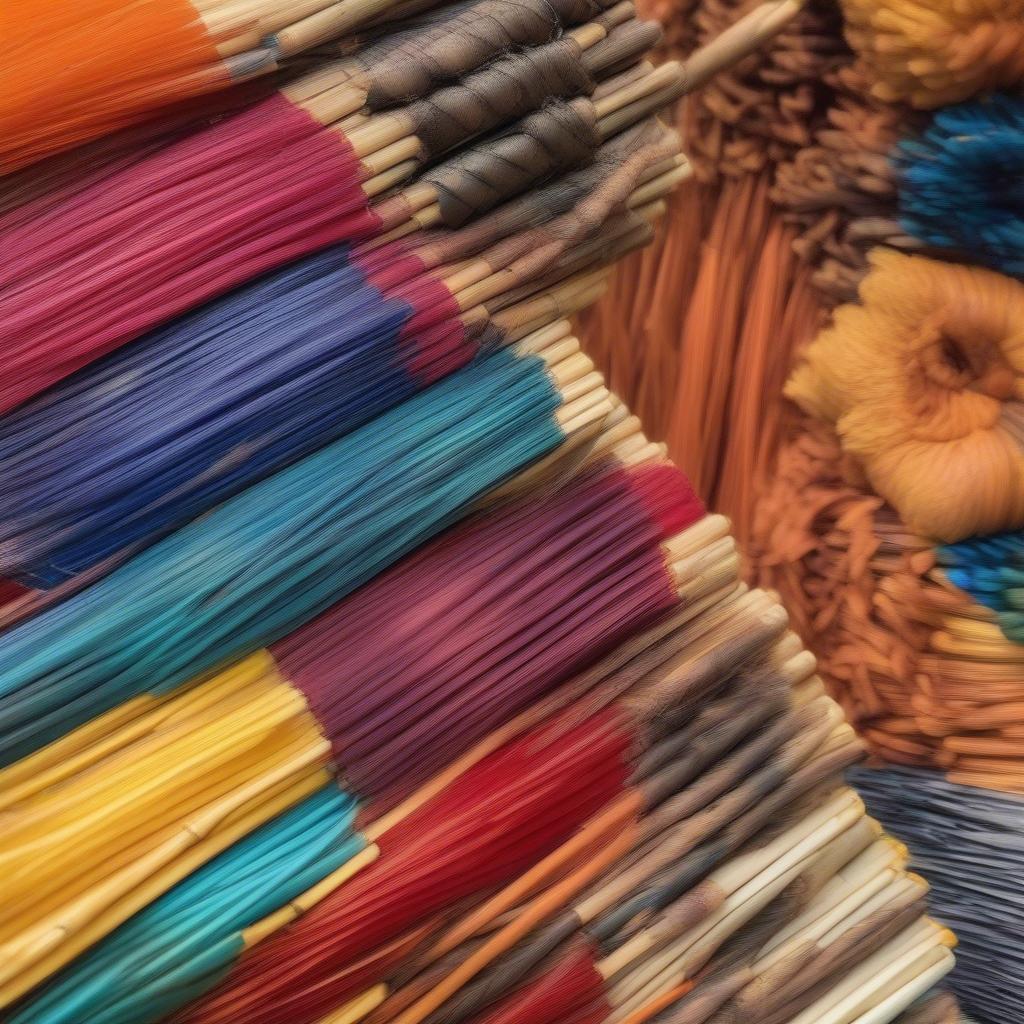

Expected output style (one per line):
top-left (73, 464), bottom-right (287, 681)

top-left (0, 245), bottom-right (466, 587)
top-left (8, 786), bottom-right (364, 1024)
top-left (0, 348), bottom-right (563, 764)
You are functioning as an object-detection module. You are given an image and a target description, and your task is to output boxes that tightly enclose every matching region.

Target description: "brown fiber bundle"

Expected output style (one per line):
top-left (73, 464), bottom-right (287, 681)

top-left (751, 417), bottom-right (1024, 794)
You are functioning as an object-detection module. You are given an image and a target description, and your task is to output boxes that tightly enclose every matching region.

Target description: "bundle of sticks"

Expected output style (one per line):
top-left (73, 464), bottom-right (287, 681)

top-left (0, 2), bottom-right (965, 1024)
top-left (853, 767), bottom-right (1023, 1024)
top-left (167, 575), bottom-right (956, 1024)
top-left (0, 0), bottom-right (793, 417)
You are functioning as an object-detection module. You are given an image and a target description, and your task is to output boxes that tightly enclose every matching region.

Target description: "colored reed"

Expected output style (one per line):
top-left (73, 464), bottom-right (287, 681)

top-left (0, 4), bottom-right (652, 413)
top-left (0, 5), bottom-right (969, 1024)
top-left (180, 706), bottom-right (640, 1024)
top-left (0, 343), bottom-right (595, 765)
top-left (323, 623), bottom-right (951, 1024)
top-left (0, 437), bottom-right (704, 1017)
top-left (0, 104), bottom-right (683, 586)
top-left (238, 596), bottom-right (841, 1024)
top-left (852, 767), bottom-right (1023, 1024)
top-left (4, 787), bottom-right (364, 1024)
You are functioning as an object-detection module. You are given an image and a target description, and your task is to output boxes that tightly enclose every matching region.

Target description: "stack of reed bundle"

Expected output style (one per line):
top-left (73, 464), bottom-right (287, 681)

top-left (161, 600), bottom-right (956, 1024)
top-left (0, 103), bottom-right (687, 589)
top-left (1, 370), bottom-right (957, 1024)
top-left (0, 3), bottom-right (965, 1024)
top-left (0, 0), bottom-right (646, 410)
top-left (564, 0), bottom-right (1017, 1020)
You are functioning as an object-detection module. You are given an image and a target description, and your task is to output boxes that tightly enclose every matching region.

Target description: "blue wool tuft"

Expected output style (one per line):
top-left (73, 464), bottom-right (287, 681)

top-left (938, 530), bottom-right (1024, 642)
top-left (895, 94), bottom-right (1024, 276)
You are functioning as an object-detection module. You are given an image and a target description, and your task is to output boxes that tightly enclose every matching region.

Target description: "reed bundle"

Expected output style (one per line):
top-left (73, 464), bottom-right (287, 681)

top-left (4, 786), bottom-right (364, 1024)
top-left (852, 767), bottom-right (1023, 1023)
top-left (173, 590), bottom-right (826, 1023)
top-left (0, 339), bottom-right (599, 765)
top-left (0, 0), bottom-right (741, 415)
top-left (0, 99), bottom-right (687, 587)
top-left (0, 400), bottom-right (709, 1012)
top-left (199, 611), bottom-right (961, 1024)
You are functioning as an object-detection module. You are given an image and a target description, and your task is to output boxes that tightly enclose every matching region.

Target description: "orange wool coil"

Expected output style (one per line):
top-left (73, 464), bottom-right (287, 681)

top-left (787, 249), bottom-right (1024, 545)
top-left (840, 0), bottom-right (1024, 109)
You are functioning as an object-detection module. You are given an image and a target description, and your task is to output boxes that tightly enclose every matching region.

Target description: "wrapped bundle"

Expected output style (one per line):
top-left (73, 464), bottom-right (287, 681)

top-left (2, 0), bottom-right (585, 172)
top-left (852, 767), bottom-right (1024, 1024)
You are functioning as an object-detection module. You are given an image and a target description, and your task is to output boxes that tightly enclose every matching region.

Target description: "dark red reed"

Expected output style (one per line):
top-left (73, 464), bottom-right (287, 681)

top-left (0, 96), bottom-right (376, 414)
top-left (180, 709), bottom-right (633, 1024)
top-left (473, 940), bottom-right (610, 1024)
top-left (272, 462), bottom-right (702, 800)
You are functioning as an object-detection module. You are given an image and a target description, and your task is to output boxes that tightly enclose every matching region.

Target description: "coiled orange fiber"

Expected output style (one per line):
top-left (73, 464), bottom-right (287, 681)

top-left (0, 0), bottom-right (226, 173)
top-left (840, 0), bottom-right (1024, 109)
top-left (787, 249), bottom-right (1024, 544)
top-left (752, 417), bottom-right (1024, 795)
